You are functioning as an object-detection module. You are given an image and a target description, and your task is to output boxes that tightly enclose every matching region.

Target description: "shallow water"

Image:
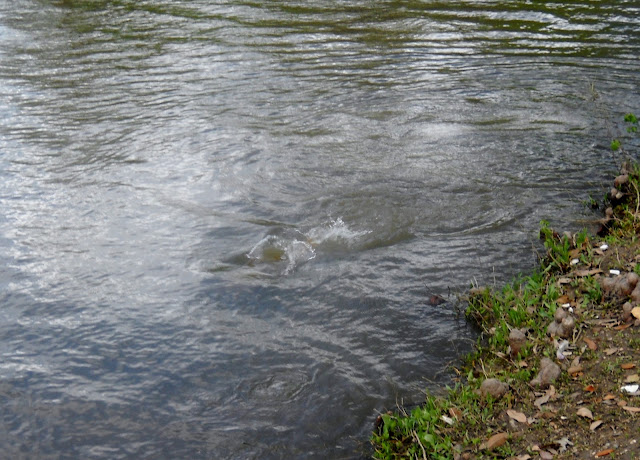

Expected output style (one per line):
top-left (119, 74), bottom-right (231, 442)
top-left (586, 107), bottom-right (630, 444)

top-left (0, 1), bottom-right (639, 458)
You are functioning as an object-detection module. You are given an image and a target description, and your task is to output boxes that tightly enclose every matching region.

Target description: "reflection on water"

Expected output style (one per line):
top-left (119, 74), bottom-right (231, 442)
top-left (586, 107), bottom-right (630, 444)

top-left (0, 0), bottom-right (639, 458)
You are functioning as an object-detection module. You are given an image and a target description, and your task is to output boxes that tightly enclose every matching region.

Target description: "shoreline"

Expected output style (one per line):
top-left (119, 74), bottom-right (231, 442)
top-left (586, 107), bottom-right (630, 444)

top-left (371, 157), bottom-right (640, 459)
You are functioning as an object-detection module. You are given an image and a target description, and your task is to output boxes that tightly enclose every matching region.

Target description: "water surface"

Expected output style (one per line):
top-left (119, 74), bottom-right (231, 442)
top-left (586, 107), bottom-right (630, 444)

top-left (1, 1), bottom-right (639, 458)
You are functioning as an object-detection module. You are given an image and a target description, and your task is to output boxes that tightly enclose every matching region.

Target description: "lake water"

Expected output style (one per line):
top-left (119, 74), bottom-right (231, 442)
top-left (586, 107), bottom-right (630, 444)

top-left (1, 1), bottom-right (639, 458)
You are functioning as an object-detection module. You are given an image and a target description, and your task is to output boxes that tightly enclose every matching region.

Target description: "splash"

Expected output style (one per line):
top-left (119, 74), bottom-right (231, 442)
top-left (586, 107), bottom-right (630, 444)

top-left (306, 218), bottom-right (371, 247)
top-left (246, 218), bottom-right (369, 275)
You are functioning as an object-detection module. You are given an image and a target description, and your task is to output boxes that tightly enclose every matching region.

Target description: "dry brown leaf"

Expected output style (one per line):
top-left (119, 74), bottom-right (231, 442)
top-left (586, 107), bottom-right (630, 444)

top-left (614, 323), bottom-right (632, 331)
top-left (568, 365), bottom-right (583, 375)
top-left (576, 268), bottom-right (603, 277)
top-left (516, 455), bottom-right (532, 460)
top-left (577, 407), bottom-right (593, 419)
top-left (584, 384), bottom-right (596, 393)
top-left (556, 295), bottom-right (571, 305)
top-left (624, 374), bottom-right (640, 383)
top-left (632, 306), bottom-right (640, 320)
top-left (557, 277), bottom-right (572, 285)
top-left (507, 409), bottom-right (527, 424)
top-left (534, 393), bottom-right (550, 408)
top-left (539, 451), bottom-right (553, 460)
top-left (621, 363), bottom-right (636, 370)
top-left (590, 420), bottom-right (604, 431)
top-left (584, 337), bottom-right (598, 351)
top-left (483, 432), bottom-right (508, 450)
top-left (604, 347), bottom-right (619, 356)
top-left (449, 407), bottom-right (462, 421)
top-left (623, 406), bottom-right (640, 413)
top-left (596, 448), bottom-right (615, 457)
top-left (604, 394), bottom-right (616, 400)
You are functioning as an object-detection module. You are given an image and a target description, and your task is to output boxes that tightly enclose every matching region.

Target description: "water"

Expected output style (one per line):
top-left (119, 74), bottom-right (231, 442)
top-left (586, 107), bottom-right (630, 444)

top-left (0, 1), bottom-right (639, 458)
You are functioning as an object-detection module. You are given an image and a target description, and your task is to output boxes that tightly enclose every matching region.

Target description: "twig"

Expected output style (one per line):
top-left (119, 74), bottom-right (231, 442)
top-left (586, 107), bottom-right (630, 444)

top-left (412, 430), bottom-right (428, 460)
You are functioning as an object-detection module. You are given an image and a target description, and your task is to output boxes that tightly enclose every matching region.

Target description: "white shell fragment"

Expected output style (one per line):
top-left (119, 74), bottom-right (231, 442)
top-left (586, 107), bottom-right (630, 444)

top-left (570, 258), bottom-right (579, 265)
top-left (610, 269), bottom-right (621, 276)
top-left (600, 244), bottom-right (609, 251)
top-left (440, 415), bottom-right (455, 425)
top-left (622, 384), bottom-right (639, 394)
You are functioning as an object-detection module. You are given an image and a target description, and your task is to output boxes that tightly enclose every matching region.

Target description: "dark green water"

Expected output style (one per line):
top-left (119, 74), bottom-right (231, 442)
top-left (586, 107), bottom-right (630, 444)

top-left (0, 1), bottom-right (639, 458)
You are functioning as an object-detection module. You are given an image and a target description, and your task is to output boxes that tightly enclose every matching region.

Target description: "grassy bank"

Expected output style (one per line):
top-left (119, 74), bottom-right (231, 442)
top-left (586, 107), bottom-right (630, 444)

top-left (371, 121), bottom-right (640, 459)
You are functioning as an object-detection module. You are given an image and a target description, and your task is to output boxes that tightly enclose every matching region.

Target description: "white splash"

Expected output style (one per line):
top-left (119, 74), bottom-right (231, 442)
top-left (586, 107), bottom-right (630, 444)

top-left (246, 218), bottom-right (369, 275)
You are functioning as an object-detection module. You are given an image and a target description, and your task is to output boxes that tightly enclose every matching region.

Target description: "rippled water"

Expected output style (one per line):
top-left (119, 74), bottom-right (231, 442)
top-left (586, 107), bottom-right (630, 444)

top-left (1, 1), bottom-right (639, 458)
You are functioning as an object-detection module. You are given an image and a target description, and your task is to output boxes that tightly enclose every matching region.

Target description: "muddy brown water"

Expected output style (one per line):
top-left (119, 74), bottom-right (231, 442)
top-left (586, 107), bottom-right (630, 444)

top-left (0, 1), bottom-right (639, 458)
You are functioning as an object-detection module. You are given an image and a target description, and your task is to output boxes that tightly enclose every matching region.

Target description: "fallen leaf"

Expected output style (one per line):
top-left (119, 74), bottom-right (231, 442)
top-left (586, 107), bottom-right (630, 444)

top-left (535, 393), bottom-right (550, 408)
top-left (516, 455), bottom-right (531, 460)
top-left (556, 295), bottom-right (571, 305)
top-left (604, 347), bottom-right (619, 355)
top-left (517, 360), bottom-right (528, 368)
top-left (507, 409), bottom-right (527, 424)
top-left (596, 448), bottom-right (615, 457)
top-left (449, 407), bottom-right (462, 421)
top-left (623, 406), bottom-right (640, 413)
top-left (568, 365), bottom-right (583, 375)
top-left (604, 394), bottom-right (616, 400)
top-left (569, 248), bottom-right (581, 259)
top-left (632, 306), bottom-right (640, 320)
top-left (584, 384), bottom-right (596, 393)
top-left (576, 268), bottom-right (603, 277)
top-left (624, 374), bottom-right (640, 383)
top-left (590, 420), bottom-right (604, 431)
top-left (556, 436), bottom-right (573, 452)
top-left (621, 363), bottom-right (636, 370)
top-left (483, 432), bottom-right (508, 450)
top-left (577, 407), bottom-right (593, 419)
top-left (557, 277), bottom-right (572, 285)
top-left (614, 323), bottom-right (632, 331)
top-left (539, 451), bottom-right (553, 460)
top-left (584, 337), bottom-right (598, 351)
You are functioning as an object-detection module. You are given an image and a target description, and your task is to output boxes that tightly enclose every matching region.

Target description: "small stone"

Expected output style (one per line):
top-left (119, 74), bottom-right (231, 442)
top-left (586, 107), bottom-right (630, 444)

top-left (478, 378), bottom-right (509, 400)
top-left (601, 277), bottom-right (617, 295)
top-left (559, 316), bottom-right (575, 338)
top-left (623, 302), bottom-right (634, 322)
top-left (614, 174), bottom-right (629, 188)
top-left (554, 308), bottom-right (567, 323)
top-left (531, 358), bottom-right (561, 389)
top-left (509, 329), bottom-right (526, 357)
top-left (631, 284), bottom-right (640, 304)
